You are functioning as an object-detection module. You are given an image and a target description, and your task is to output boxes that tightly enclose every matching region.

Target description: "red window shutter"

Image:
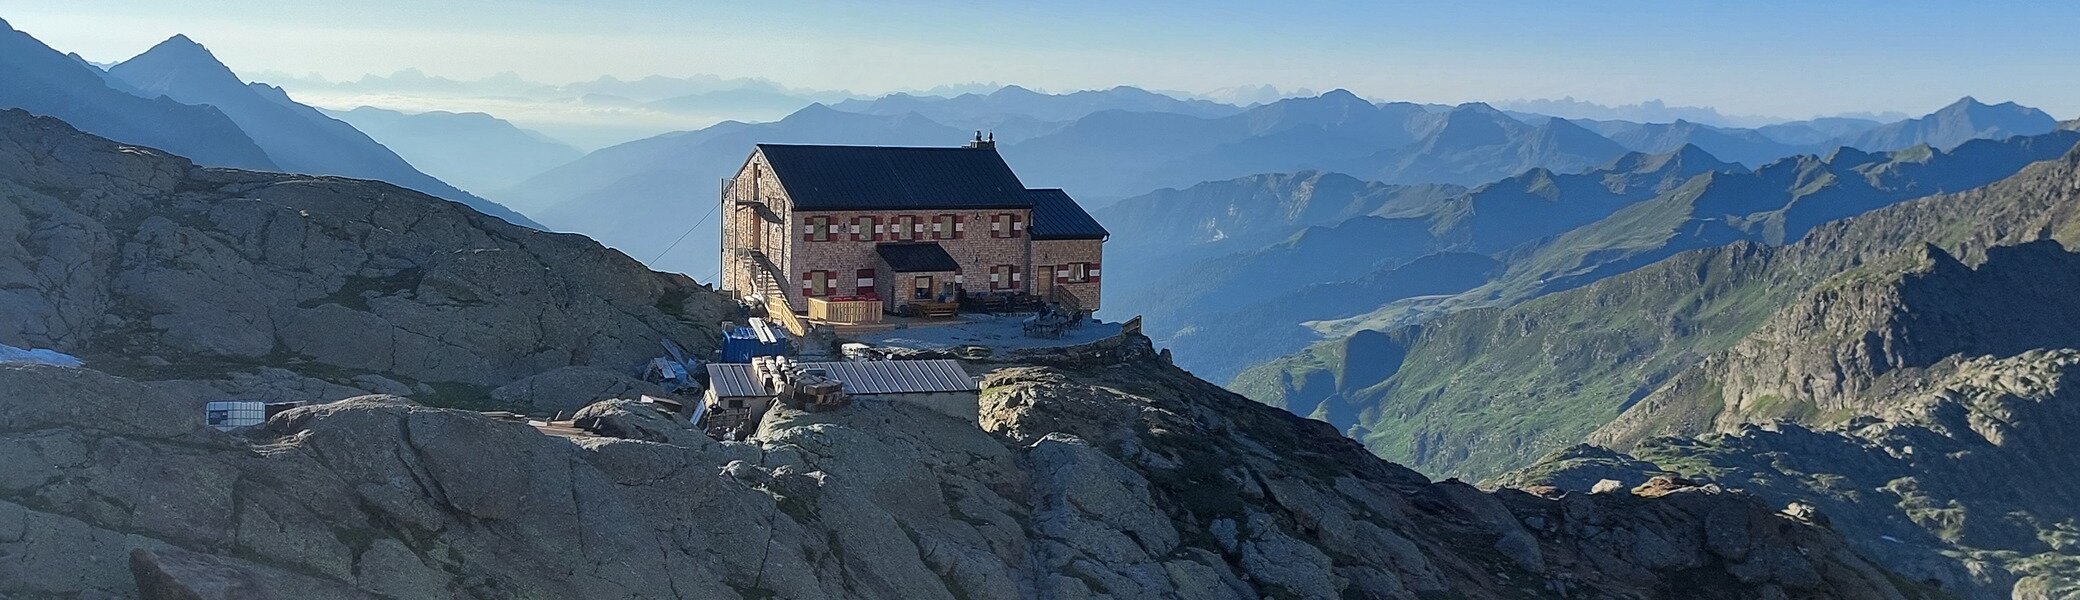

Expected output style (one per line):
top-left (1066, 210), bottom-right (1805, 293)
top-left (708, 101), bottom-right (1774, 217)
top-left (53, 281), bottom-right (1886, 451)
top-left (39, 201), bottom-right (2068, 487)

top-left (802, 217), bottom-right (814, 242)
top-left (1088, 262), bottom-right (1101, 282)
top-left (856, 268), bottom-right (875, 296)
top-left (1010, 214), bottom-right (1024, 238)
top-left (990, 214), bottom-right (1003, 238)
top-left (954, 214), bottom-right (965, 240)
top-left (801, 272), bottom-right (815, 297)
top-left (1057, 264), bottom-right (1071, 284)
top-left (871, 216), bottom-right (882, 241)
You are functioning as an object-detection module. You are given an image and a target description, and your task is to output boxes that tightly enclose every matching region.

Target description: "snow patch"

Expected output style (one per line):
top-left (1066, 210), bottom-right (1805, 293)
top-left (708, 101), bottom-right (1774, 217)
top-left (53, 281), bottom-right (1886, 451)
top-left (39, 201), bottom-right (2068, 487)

top-left (0, 343), bottom-right (83, 367)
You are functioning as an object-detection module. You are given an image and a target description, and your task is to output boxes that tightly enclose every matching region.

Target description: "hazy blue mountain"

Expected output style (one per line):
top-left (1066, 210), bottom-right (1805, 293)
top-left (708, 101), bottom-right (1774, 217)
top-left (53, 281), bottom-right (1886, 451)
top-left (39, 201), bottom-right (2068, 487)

top-left (1107, 145), bottom-right (1739, 381)
top-left (1003, 92), bottom-right (1632, 200)
top-left (1493, 97), bottom-right (1767, 127)
top-left (1579, 118), bottom-right (1810, 166)
top-left (642, 86), bottom-right (826, 118)
top-left (831, 85), bottom-right (1244, 129)
top-left (326, 106), bottom-right (581, 193)
top-left (1092, 171), bottom-right (1464, 284)
top-left (1357, 106), bottom-right (1631, 186)
top-left (107, 35), bottom-right (540, 228)
top-left (502, 104), bottom-right (971, 276)
top-left (0, 19), bottom-right (274, 170)
top-left (1754, 116), bottom-right (1885, 146)
top-left (1836, 96), bottom-right (2058, 152)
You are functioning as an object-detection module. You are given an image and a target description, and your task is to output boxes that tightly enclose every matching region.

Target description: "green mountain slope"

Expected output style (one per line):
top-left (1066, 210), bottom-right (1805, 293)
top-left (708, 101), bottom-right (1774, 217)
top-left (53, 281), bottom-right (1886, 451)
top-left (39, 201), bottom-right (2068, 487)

top-left (1318, 130), bottom-right (2080, 338)
top-left (1236, 140), bottom-right (2080, 481)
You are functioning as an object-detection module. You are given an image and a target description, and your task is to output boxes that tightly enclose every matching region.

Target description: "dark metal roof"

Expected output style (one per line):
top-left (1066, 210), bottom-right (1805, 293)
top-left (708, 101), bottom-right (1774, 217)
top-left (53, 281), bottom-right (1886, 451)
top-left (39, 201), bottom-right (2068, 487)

top-left (1025, 189), bottom-right (1109, 240)
top-left (875, 243), bottom-right (961, 273)
top-left (705, 359), bottom-right (978, 397)
top-left (758, 144), bottom-right (1031, 210)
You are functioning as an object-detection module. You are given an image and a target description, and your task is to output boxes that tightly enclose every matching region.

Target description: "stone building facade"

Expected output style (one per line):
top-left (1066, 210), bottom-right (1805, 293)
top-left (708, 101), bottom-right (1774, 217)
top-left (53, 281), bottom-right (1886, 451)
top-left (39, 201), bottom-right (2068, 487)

top-left (720, 140), bottom-right (1107, 317)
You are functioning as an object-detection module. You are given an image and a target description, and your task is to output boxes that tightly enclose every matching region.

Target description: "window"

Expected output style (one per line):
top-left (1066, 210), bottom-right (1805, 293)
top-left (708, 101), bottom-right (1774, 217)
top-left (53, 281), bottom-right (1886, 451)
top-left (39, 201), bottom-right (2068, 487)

top-left (933, 214), bottom-right (962, 240)
top-left (992, 213), bottom-right (1023, 238)
top-left (851, 216), bottom-right (878, 242)
top-left (802, 215), bottom-right (833, 242)
top-left (991, 264), bottom-right (1020, 290)
top-left (1060, 262), bottom-right (1101, 283)
top-left (913, 275), bottom-right (934, 300)
top-left (855, 268), bottom-right (876, 297)
top-left (801, 270), bottom-right (835, 297)
top-left (894, 215), bottom-right (920, 241)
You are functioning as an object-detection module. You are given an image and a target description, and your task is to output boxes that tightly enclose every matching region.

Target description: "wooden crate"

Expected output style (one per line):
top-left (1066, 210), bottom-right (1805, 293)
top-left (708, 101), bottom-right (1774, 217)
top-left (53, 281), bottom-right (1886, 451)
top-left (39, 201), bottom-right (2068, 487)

top-left (808, 297), bottom-right (884, 324)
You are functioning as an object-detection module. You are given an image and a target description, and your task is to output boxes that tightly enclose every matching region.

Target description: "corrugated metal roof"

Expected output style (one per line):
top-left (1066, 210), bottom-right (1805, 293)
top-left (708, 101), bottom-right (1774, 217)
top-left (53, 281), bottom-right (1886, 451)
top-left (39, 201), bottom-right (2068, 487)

top-left (704, 359), bottom-right (978, 398)
top-left (1026, 188), bottom-right (1109, 240)
top-left (875, 242), bottom-right (960, 272)
top-left (758, 144), bottom-right (1030, 210)
top-left (706, 364), bottom-right (768, 397)
top-left (812, 359), bottom-right (979, 395)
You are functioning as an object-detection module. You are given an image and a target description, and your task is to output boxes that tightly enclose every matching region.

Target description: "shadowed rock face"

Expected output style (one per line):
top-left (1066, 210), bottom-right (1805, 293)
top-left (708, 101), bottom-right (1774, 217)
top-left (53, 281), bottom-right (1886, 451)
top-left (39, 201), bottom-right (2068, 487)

top-left (0, 340), bottom-right (1939, 599)
top-left (0, 108), bottom-right (733, 411)
top-left (1509, 350), bottom-right (2080, 599)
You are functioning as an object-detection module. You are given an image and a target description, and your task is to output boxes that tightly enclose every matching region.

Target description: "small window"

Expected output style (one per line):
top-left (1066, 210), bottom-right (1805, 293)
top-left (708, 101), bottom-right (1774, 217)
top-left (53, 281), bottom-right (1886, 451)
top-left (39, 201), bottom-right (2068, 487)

top-left (804, 216), bottom-right (833, 242)
top-left (913, 275), bottom-right (934, 300)
top-left (803, 270), bottom-right (835, 297)
top-left (992, 265), bottom-right (1020, 290)
top-left (1067, 262), bottom-right (1090, 283)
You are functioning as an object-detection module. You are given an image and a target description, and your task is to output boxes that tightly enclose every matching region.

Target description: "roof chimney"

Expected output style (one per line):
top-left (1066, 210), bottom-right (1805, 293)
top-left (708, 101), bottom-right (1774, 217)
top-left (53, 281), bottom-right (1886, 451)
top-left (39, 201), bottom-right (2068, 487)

top-left (967, 130), bottom-right (995, 150)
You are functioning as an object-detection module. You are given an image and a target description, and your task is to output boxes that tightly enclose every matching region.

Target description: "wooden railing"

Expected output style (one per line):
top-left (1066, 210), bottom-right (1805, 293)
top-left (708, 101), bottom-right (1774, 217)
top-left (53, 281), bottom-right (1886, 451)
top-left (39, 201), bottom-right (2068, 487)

top-left (1048, 286), bottom-right (1085, 316)
top-left (762, 294), bottom-right (811, 338)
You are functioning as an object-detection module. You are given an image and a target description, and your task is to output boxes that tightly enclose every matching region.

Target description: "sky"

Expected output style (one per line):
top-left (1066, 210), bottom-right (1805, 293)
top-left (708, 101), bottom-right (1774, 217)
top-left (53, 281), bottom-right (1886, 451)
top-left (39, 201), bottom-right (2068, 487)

top-left (3, 0), bottom-right (2077, 120)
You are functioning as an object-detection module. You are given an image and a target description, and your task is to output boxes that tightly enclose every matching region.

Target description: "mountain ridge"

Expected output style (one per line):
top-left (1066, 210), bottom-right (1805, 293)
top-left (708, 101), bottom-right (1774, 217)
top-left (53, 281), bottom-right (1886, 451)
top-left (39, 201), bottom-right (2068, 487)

top-left (107, 35), bottom-right (543, 229)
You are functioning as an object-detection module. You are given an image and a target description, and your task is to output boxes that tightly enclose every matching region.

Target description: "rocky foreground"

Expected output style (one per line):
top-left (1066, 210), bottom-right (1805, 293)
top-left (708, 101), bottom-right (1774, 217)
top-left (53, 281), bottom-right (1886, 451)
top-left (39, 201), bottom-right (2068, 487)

top-left (1, 339), bottom-right (1940, 599)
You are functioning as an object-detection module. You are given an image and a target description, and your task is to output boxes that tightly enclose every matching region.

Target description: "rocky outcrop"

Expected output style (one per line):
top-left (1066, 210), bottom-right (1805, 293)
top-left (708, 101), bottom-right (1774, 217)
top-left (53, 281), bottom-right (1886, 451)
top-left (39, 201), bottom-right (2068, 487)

top-left (0, 109), bottom-right (734, 411)
top-left (1508, 350), bottom-right (2080, 599)
top-left (0, 336), bottom-right (1942, 599)
top-left (1598, 240), bottom-right (2080, 446)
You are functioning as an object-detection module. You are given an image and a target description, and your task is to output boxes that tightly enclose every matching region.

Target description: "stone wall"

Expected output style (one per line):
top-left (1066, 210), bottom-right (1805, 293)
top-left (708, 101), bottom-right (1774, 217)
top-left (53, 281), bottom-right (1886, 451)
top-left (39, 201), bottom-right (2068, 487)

top-left (720, 152), bottom-right (793, 302)
top-left (876, 267), bottom-right (958, 310)
top-left (1032, 239), bottom-right (1105, 311)
top-left (790, 208), bottom-right (1035, 303)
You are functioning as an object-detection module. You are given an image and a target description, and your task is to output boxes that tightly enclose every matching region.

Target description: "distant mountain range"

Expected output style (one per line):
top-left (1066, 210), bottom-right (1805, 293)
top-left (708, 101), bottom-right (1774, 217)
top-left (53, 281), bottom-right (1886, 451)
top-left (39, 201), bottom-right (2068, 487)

top-left (1494, 96), bottom-right (1779, 128)
top-left (0, 18), bottom-right (275, 170)
top-left (829, 85), bottom-right (1244, 138)
top-left (1230, 127), bottom-right (2080, 483)
top-left (1838, 96), bottom-right (2060, 152)
top-left (326, 106), bottom-right (581, 194)
top-left (1103, 144), bottom-right (1741, 381)
top-left (495, 87), bottom-right (2065, 279)
top-left (100, 35), bottom-right (538, 228)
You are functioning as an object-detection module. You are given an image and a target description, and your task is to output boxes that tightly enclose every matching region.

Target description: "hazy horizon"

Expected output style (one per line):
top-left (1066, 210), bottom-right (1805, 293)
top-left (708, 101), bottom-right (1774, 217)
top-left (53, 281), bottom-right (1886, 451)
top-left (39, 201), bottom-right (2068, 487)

top-left (6, 0), bottom-right (2079, 123)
